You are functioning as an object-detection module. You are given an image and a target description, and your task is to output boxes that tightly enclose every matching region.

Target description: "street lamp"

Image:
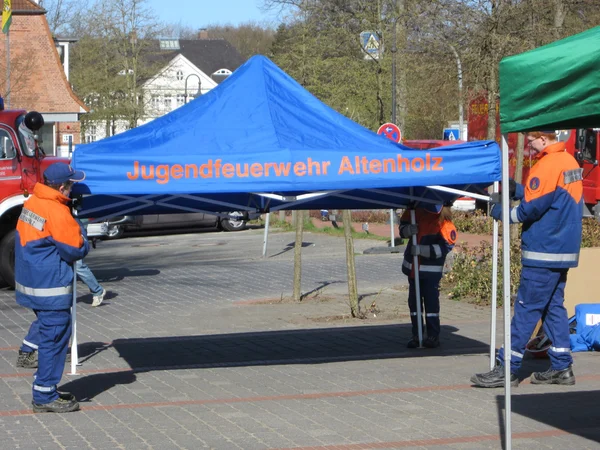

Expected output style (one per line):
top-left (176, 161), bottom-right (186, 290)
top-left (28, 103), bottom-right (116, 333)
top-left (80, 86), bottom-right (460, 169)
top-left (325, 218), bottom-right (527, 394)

top-left (449, 44), bottom-right (464, 140)
top-left (184, 74), bottom-right (202, 104)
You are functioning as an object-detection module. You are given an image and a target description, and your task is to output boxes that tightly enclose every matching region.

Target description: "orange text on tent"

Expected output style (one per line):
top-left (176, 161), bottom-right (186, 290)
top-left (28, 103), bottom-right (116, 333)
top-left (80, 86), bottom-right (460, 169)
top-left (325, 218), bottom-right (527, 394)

top-left (126, 154), bottom-right (444, 184)
top-left (337, 154), bottom-right (443, 175)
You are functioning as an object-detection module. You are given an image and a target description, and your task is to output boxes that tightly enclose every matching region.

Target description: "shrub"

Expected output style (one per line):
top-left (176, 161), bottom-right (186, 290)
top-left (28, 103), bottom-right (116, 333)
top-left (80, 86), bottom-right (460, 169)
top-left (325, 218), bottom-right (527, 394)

top-left (452, 210), bottom-right (495, 235)
top-left (581, 217), bottom-right (600, 247)
top-left (442, 240), bottom-right (522, 305)
top-left (309, 209), bottom-right (392, 224)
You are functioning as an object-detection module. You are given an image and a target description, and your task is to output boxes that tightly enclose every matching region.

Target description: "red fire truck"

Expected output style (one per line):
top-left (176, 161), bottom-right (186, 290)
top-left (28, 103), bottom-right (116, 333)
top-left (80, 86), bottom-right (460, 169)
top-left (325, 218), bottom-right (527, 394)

top-left (0, 102), bottom-right (68, 287)
top-left (468, 96), bottom-right (600, 219)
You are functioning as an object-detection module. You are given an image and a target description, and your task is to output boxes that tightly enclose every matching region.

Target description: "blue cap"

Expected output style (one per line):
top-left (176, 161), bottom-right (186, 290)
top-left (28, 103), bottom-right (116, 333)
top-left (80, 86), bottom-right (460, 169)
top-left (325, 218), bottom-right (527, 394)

top-left (43, 163), bottom-right (85, 184)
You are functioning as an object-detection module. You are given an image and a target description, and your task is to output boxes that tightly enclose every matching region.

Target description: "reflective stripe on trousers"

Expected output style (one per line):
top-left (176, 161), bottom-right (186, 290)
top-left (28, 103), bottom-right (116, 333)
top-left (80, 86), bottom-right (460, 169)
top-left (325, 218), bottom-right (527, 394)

top-left (402, 260), bottom-right (443, 272)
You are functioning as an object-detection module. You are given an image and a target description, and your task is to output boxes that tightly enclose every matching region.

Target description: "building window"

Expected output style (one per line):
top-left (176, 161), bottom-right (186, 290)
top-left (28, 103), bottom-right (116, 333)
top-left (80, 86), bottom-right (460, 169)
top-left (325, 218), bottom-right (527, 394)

top-left (176, 70), bottom-right (183, 81)
top-left (176, 94), bottom-right (185, 106)
top-left (151, 95), bottom-right (160, 109)
top-left (163, 96), bottom-right (172, 110)
top-left (86, 125), bottom-right (97, 143)
top-left (159, 39), bottom-right (180, 50)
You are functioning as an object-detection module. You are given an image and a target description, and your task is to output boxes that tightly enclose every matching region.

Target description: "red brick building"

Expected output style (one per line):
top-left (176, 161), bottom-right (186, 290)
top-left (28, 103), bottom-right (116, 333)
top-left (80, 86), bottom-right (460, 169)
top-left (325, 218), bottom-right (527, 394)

top-left (0, 0), bottom-right (87, 156)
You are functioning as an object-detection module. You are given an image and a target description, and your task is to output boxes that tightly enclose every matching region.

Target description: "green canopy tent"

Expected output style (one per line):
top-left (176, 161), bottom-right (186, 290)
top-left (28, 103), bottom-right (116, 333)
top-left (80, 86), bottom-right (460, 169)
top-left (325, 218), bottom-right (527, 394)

top-left (496, 26), bottom-right (600, 450)
top-left (500, 25), bottom-right (600, 132)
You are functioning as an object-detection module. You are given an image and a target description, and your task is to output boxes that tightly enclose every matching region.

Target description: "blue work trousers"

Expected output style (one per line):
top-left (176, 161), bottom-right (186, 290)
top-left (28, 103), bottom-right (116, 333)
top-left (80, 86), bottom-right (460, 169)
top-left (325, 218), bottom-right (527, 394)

top-left (21, 319), bottom-right (40, 352)
top-left (30, 309), bottom-right (71, 404)
top-left (408, 277), bottom-right (441, 338)
top-left (498, 267), bottom-right (572, 374)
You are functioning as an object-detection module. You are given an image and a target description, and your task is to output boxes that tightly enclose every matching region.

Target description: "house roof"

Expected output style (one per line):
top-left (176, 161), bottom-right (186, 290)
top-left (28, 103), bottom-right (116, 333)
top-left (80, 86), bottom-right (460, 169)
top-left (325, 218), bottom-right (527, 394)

top-left (11, 0), bottom-right (45, 14)
top-left (149, 39), bottom-right (245, 82)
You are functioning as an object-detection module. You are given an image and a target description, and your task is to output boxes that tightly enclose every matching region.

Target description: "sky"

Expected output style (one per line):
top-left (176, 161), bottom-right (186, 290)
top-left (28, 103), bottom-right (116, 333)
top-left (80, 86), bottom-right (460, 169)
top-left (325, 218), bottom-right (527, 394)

top-left (145, 0), bottom-right (280, 29)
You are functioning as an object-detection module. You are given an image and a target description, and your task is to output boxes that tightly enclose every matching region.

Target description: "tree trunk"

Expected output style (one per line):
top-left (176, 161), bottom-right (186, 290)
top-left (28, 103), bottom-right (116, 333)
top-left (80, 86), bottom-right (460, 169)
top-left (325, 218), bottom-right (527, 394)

top-left (552, 0), bottom-right (567, 39)
top-left (511, 133), bottom-right (526, 240)
top-left (486, 74), bottom-right (497, 142)
top-left (514, 132), bottom-right (525, 185)
top-left (292, 210), bottom-right (304, 302)
top-left (342, 210), bottom-right (359, 317)
top-left (395, 0), bottom-right (407, 133)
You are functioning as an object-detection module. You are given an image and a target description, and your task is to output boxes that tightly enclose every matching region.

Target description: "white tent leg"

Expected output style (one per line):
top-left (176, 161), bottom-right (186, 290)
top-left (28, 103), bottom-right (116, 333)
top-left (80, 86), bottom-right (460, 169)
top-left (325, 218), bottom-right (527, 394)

top-left (262, 212), bottom-right (270, 258)
top-left (501, 134), bottom-right (512, 449)
top-left (490, 181), bottom-right (499, 370)
top-left (69, 272), bottom-right (79, 375)
top-left (389, 209), bottom-right (395, 247)
top-left (410, 209), bottom-right (423, 347)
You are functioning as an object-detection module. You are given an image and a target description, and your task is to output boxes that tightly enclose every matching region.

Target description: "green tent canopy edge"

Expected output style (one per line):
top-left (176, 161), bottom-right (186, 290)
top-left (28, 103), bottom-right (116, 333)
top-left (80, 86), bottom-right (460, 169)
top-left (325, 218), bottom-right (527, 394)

top-left (499, 25), bottom-right (600, 133)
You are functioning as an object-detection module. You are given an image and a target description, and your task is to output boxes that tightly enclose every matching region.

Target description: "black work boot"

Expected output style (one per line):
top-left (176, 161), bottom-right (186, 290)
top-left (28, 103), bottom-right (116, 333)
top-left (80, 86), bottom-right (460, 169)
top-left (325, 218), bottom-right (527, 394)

top-left (32, 397), bottom-right (80, 413)
top-left (423, 336), bottom-right (440, 348)
top-left (57, 391), bottom-right (76, 401)
top-left (16, 350), bottom-right (71, 368)
top-left (530, 365), bottom-right (575, 386)
top-left (16, 350), bottom-right (37, 368)
top-left (406, 336), bottom-right (420, 348)
top-left (470, 364), bottom-right (519, 388)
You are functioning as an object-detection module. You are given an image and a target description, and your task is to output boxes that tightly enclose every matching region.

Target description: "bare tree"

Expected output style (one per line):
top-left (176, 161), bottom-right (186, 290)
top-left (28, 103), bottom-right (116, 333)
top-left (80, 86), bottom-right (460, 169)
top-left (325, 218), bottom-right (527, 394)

top-left (342, 210), bottom-right (360, 317)
top-left (292, 210), bottom-right (305, 302)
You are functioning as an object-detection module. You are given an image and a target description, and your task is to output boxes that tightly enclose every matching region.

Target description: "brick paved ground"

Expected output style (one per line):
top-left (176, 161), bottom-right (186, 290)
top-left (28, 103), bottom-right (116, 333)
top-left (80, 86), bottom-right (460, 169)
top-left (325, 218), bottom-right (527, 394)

top-left (0, 228), bottom-right (597, 449)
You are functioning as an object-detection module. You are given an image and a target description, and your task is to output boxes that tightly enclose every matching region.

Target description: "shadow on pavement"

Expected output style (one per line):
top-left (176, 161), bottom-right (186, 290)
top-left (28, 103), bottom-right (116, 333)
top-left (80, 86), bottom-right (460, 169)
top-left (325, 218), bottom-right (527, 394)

top-left (269, 241), bottom-right (315, 258)
top-left (496, 390), bottom-right (600, 447)
top-left (93, 268), bottom-right (161, 283)
top-left (109, 324), bottom-right (486, 371)
top-left (61, 324), bottom-right (488, 400)
top-left (60, 371), bottom-right (137, 403)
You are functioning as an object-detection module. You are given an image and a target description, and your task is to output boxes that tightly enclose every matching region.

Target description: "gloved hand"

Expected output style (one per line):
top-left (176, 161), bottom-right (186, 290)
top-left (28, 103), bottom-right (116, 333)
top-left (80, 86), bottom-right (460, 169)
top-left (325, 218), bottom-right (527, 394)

top-left (490, 204), bottom-right (502, 221)
top-left (399, 224), bottom-right (418, 238)
top-left (410, 244), bottom-right (431, 258)
top-left (509, 179), bottom-right (516, 198)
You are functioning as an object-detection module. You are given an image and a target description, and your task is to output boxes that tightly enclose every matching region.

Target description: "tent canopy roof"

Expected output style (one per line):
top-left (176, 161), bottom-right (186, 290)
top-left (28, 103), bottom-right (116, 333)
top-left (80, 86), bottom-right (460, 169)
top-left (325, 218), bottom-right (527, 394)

top-left (500, 26), bottom-right (600, 133)
top-left (73, 56), bottom-right (500, 219)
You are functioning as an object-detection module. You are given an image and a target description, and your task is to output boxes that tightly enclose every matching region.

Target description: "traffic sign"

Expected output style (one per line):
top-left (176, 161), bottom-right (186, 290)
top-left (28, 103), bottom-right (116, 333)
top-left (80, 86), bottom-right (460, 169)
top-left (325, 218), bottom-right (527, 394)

top-left (360, 31), bottom-right (382, 59)
top-left (443, 128), bottom-right (460, 141)
top-left (377, 123), bottom-right (402, 143)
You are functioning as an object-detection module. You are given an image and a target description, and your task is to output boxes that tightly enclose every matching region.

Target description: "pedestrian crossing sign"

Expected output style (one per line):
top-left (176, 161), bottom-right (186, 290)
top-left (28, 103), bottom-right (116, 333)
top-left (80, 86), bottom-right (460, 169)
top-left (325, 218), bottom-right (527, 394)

top-left (443, 128), bottom-right (460, 141)
top-left (360, 31), bottom-right (382, 59)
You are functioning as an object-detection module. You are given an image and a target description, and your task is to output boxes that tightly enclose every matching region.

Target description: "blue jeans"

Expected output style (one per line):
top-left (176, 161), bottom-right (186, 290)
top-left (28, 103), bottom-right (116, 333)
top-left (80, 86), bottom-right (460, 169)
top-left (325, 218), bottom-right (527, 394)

top-left (75, 260), bottom-right (103, 295)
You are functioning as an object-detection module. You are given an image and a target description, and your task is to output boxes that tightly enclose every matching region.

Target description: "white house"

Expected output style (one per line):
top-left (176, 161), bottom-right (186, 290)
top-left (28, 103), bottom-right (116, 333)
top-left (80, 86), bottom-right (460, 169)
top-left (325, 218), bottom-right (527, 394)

top-left (83, 37), bottom-right (245, 142)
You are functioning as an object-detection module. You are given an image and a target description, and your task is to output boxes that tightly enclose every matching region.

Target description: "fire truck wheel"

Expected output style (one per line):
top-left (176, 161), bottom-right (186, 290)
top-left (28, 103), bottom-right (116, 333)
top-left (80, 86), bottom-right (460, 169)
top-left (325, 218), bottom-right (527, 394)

top-left (0, 230), bottom-right (16, 289)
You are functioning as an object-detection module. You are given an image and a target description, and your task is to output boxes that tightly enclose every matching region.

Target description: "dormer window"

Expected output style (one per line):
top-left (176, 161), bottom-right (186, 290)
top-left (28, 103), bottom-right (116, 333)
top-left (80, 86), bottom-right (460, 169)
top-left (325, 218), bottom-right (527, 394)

top-left (159, 39), bottom-right (180, 50)
top-left (213, 68), bottom-right (232, 76)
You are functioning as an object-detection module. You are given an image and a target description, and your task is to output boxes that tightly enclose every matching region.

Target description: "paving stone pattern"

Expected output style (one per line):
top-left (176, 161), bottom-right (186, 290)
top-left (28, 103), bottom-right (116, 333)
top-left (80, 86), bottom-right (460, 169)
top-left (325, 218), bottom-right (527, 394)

top-left (0, 229), bottom-right (598, 449)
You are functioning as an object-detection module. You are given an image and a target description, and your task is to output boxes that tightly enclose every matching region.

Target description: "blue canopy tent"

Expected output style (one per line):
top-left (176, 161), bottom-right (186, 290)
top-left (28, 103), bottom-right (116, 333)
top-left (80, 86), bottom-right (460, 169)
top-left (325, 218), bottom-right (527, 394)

top-left (72, 56), bottom-right (500, 219)
top-left (68, 56), bottom-right (502, 380)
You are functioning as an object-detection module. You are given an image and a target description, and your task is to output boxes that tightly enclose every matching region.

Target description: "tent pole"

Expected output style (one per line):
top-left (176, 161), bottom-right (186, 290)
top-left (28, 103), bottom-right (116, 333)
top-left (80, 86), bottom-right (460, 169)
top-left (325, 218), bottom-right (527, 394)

top-left (490, 181), bottom-right (499, 370)
top-left (410, 208), bottom-right (423, 347)
top-left (389, 209), bottom-right (395, 247)
top-left (69, 272), bottom-right (79, 375)
top-left (501, 133), bottom-right (512, 449)
top-left (262, 212), bottom-right (270, 258)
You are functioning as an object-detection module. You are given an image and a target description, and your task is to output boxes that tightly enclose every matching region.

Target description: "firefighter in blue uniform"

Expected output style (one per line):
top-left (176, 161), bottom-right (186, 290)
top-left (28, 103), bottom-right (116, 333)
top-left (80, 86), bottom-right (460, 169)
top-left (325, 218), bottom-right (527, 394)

top-left (400, 204), bottom-right (457, 348)
top-left (471, 130), bottom-right (583, 387)
top-left (15, 163), bottom-right (89, 413)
